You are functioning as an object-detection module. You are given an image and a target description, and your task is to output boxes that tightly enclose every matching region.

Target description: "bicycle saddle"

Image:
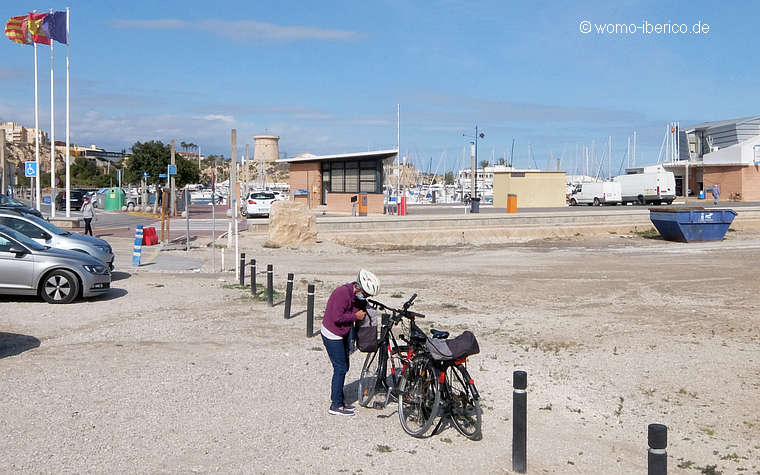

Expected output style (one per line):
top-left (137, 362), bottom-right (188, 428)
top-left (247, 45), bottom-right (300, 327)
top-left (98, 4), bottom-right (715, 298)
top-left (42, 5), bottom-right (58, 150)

top-left (430, 328), bottom-right (449, 339)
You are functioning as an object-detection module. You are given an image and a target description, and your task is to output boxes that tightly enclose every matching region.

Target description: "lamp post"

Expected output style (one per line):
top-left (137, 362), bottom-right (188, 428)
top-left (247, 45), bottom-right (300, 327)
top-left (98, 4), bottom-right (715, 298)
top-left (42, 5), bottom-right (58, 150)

top-left (464, 126), bottom-right (485, 212)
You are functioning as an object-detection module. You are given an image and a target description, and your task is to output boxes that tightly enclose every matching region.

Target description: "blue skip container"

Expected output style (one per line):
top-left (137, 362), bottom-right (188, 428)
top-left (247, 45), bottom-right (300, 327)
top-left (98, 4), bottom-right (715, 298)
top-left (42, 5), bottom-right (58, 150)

top-left (649, 208), bottom-right (737, 242)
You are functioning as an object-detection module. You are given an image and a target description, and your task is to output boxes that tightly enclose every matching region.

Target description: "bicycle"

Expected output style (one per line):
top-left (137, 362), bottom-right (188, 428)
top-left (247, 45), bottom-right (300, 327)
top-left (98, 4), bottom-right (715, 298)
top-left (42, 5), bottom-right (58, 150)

top-left (356, 294), bottom-right (422, 409)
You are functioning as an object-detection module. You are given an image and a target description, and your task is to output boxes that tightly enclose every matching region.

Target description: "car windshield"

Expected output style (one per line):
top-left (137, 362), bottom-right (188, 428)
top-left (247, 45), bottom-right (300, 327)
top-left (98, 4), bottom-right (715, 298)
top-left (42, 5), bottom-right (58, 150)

top-left (252, 193), bottom-right (275, 199)
top-left (0, 195), bottom-right (26, 206)
top-left (0, 226), bottom-right (48, 251)
top-left (24, 214), bottom-right (69, 236)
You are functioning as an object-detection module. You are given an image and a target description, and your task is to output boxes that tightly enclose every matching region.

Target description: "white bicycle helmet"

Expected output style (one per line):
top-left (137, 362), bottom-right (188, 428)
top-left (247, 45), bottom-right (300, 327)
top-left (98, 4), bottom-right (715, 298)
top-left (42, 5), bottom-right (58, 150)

top-left (356, 269), bottom-right (380, 296)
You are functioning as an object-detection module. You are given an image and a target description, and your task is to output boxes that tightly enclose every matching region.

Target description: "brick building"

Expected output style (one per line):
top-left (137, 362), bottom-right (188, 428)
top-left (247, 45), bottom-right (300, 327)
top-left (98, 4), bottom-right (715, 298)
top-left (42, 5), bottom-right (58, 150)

top-left (278, 149), bottom-right (397, 214)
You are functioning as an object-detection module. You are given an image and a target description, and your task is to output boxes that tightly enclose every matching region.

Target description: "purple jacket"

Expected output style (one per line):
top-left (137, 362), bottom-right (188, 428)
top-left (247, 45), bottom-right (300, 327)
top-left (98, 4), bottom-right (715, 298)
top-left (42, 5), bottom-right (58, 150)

top-left (322, 283), bottom-right (361, 338)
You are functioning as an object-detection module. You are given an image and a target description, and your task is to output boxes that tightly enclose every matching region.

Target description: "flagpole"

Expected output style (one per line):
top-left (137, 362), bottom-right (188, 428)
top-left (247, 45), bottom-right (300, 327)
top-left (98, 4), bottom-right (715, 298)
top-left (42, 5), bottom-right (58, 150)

top-left (65, 7), bottom-right (71, 217)
top-left (34, 42), bottom-right (41, 210)
top-left (49, 9), bottom-right (56, 219)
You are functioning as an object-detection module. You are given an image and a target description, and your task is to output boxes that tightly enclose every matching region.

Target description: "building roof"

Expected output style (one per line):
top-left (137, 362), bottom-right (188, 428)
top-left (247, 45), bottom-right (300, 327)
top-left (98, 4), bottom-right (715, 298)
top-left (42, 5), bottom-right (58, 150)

top-left (685, 115), bottom-right (760, 132)
top-left (278, 149), bottom-right (398, 163)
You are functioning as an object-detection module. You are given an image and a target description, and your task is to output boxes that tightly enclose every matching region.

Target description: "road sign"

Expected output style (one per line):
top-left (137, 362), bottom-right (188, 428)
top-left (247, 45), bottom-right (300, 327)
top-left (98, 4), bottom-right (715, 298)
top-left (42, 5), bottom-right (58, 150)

top-left (159, 173), bottom-right (168, 178)
top-left (24, 161), bottom-right (37, 177)
top-left (168, 164), bottom-right (177, 175)
top-left (143, 172), bottom-right (149, 178)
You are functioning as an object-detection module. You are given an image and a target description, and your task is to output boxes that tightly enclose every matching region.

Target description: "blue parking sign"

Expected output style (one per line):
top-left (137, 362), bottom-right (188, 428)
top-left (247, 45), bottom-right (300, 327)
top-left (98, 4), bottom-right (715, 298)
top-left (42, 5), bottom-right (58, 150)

top-left (168, 164), bottom-right (177, 175)
top-left (24, 161), bottom-right (37, 177)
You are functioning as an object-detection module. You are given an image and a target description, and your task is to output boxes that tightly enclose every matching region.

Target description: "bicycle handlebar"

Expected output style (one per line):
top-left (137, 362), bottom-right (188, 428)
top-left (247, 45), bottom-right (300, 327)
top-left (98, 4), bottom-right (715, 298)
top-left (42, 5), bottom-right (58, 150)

top-left (367, 297), bottom-right (425, 319)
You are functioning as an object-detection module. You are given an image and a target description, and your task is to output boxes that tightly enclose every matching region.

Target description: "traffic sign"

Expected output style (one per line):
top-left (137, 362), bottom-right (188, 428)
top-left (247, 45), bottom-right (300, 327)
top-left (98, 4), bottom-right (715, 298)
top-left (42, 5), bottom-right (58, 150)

top-left (24, 161), bottom-right (37, 177)
top-left (168, 164), bottom-right (177, 175)
top-left (143, 172), bottom-right (149, 178)
top-left (159, 173), bottom-right (168, 178)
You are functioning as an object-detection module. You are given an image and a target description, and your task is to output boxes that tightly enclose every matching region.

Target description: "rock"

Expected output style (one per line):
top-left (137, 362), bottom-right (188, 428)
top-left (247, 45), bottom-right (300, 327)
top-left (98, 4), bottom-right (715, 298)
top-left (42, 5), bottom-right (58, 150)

top-left (263, 201), bottom-right (317, 248)
top-left (121, 206), bottom-right (127, 211)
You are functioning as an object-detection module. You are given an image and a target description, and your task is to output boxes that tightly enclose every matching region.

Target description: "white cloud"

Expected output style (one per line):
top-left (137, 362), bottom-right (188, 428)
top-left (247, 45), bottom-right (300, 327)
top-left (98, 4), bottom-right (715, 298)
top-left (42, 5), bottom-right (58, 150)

top-left (198, 114), bottom-right (236, 123)
top-left (111, 19), bottom-right (362, 42)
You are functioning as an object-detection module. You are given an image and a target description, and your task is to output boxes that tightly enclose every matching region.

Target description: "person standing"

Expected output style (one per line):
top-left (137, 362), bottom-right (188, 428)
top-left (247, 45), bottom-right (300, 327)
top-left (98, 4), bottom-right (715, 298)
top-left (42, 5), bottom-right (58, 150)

top-left (321, 269), bottom-right (381, 416)
top-left (712, 183), bottom-right (721, 205)
top-left (81, 196), bottom-right (95, 236)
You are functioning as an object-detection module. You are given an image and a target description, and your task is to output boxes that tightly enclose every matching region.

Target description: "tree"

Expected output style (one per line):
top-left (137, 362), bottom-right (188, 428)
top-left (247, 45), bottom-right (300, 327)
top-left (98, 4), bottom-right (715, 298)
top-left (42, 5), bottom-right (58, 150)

top-left (444, 171), bottom-right (455, 185)
top-left (125, 140), bottom-right (199, 187)
top-left (479, 160), bottom-right (490, 169)
top-left (180, 141), bottom-right (187, 153)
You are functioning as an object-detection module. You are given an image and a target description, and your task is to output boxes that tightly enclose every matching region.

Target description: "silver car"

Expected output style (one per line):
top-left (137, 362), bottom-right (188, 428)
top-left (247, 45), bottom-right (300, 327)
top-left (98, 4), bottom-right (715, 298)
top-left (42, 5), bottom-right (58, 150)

top-left (0, 224), bottom-right (111, 304)
top-left (0, 210), bottom-right (115, 269)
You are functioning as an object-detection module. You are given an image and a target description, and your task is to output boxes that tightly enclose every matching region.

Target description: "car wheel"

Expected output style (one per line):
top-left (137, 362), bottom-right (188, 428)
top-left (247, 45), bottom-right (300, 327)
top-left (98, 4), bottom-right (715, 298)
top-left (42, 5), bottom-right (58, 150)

top-left (569, 198), bottom-right (577, 206)
top-left (40, 269), bottom-right (80, 304)
top-left (593, 198), bottom-right (600, 206)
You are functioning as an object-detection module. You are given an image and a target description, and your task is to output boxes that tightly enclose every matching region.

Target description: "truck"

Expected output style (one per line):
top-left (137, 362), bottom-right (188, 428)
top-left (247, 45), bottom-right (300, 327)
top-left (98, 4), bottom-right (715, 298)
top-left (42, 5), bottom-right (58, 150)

top-left (613, 166), bottom-right (676, 205)
top-left (568, 181), bottom-right (622, 206)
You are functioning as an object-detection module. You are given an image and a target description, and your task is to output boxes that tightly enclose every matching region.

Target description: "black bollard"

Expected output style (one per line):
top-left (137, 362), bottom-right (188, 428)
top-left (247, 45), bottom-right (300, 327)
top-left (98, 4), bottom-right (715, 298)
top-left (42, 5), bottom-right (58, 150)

top-left (512, 370), bottom-right (527, 474)
top-left (648, 424), bottom-right (667, 475)
top-left (284, 273), bottom-right (294, 319)
top-left (239, 252), bottom-right (246, 287)
top-left (250, 259), bottom-right (256, 296)
top-left (267, 264), bottom-right (273, 307)
top-left (306, 284), bottom-right (315, 337)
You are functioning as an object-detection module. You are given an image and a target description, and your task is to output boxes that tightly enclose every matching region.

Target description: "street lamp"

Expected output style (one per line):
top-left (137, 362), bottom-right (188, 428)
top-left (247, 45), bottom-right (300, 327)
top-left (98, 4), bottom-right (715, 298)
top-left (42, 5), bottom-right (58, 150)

top-left (463, 125), bottom-right (485, 212)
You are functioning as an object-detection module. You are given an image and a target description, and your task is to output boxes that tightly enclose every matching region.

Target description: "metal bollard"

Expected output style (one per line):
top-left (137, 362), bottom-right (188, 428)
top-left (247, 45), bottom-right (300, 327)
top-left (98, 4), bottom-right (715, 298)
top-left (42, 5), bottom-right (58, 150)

top-left (250, 259), bottom-right (256, 296)
top-left (306, 284), bottom-right (315, 337)
top-left (648, 424), bottom-right (667, 475)
top-left (132, 225), bottom-right (143, 267)
top-left (267, 264), bottom-right (273, 307)
top-left (284, 273), bottom-right (294, 319)
top-left (239, 252), bottom-right (246, 287)
top-left (512, 370), bottom-right (527, 474)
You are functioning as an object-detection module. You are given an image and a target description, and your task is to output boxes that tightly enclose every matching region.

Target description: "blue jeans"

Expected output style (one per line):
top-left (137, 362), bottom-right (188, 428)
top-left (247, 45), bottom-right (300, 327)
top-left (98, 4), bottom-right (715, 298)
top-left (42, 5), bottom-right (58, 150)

top-left (322, 334), bottom-right (350, 410)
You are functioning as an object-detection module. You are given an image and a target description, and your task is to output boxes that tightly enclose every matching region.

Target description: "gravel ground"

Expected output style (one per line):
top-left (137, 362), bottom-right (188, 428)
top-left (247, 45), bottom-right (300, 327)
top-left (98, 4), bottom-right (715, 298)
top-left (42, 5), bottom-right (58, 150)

top-left (1, 230), bottom-right (759, 474)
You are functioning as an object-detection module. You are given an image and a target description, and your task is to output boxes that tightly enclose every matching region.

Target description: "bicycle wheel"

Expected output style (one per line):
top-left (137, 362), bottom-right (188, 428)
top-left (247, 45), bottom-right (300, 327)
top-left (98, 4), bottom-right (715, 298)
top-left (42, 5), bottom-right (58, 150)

top-left (357, 350), bottom-right (381, 407)
top-left (447, 365), bottom-right (482, 440)
top-left (398, 358), bottom-right (441, 437)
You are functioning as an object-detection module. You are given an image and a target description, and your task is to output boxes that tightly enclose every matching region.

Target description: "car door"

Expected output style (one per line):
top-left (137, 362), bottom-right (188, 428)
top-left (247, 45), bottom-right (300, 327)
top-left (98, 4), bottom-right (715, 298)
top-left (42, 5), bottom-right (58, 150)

top-left (0, 234), bottom-right (35, 290)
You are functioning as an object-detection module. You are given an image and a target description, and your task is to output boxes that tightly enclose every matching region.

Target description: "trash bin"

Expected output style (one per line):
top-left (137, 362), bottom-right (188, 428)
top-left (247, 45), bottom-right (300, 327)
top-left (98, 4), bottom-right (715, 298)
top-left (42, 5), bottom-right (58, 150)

top-left (698, 190), bottom-right (705, 200)
top-left (507, 194), bottom-right (517, 213)
top-left (649, 207), bottom-right (737, 242)
top-left (104, 187), bottom-right (125, 211)
top-left (470, 197), bottom-right (481, 213)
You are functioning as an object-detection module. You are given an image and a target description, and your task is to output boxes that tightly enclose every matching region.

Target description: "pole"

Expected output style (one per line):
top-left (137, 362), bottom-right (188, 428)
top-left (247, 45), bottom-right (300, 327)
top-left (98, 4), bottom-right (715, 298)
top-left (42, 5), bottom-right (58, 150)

top-left (267, 264), bottom-right (273, 307)
top-left (0, 130), bottom-right (5, 195)
top-left (250, 259), bottom-right (256, 296)
top-left (284, 272), bottom-right (294, 319)
top-left (50, 19), bottom-right (56, 219)
top-left (33, 42), bottom-right (41, 211)
top-left (633, 131), bottom-right (637, 168)
top-left (239, 252), bottom-right (246, 287)
top-left (648, 424), bottom-right (667, 475)
top-left (397, 104), bottom-right (400, 214)
top-left (211, 157), bottom-right (216, 272)
top-left (231, 129), bottom-right (237, 216)
top-left (512, 370), bottom-right (527, 473)
top-left (65, 7), bottom-right (71, 217)
top-left (474, 125), bottom-right (479, 200)
top-left (170, 140), bottom-right (176, 217)
top-left (306, 284), bottom-right (315, 337)
top-left (220, 247), bottom-right (224, 272)
top-left (185, 185), bottom-right (190, 252)
top-left (234, 216), bottom-right (239, 278)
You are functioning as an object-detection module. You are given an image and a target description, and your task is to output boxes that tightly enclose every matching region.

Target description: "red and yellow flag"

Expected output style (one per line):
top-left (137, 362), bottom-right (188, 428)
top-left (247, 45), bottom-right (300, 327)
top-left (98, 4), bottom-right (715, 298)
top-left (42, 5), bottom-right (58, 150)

top-left (4, 15), bottom-right (28, 45)
top-left (27, 12), bottom-right (50, 45)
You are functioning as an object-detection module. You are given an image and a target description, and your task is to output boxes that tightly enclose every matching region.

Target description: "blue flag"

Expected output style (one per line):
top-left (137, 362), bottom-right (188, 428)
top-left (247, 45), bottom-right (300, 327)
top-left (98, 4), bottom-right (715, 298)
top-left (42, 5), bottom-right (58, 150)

top-left (41, 11), bottom-right (66, 44)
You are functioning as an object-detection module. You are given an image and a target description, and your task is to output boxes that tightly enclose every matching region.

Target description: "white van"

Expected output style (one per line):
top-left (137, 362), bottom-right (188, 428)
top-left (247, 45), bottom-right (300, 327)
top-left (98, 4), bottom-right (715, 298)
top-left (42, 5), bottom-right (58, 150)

top-left (568, 181), bottom-right (622, 206)
top-left (613, 167), bottom-right (676, 205)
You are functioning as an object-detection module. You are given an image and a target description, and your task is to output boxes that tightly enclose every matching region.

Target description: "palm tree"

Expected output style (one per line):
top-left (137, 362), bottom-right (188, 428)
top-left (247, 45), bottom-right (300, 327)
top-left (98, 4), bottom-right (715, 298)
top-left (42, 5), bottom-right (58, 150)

top-left (180, 141), bottom-right (187, 153)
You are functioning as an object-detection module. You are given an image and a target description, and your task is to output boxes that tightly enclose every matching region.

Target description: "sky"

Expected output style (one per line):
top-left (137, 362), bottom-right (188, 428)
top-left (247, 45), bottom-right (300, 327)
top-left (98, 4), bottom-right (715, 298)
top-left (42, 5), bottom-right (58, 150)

top-left (1, 0), bottom-right (758, 176)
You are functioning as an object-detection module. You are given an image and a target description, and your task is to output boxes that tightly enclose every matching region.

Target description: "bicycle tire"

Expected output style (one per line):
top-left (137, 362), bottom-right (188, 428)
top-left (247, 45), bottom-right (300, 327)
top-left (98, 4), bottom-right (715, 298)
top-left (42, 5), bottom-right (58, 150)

top-left (398, 358), bottom-right (441, 437)
top-left (447, 365), bottom-right (482, 440)
top-left (358, 344), bottom-right (409, 407)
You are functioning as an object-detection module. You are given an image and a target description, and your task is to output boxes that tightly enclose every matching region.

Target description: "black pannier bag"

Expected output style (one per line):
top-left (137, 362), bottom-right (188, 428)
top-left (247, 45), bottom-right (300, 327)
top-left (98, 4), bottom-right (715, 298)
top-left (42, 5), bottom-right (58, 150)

top-left (426, 331), bottom-right (480, 361)
top-left (355, 308), bottom-right (379, 353)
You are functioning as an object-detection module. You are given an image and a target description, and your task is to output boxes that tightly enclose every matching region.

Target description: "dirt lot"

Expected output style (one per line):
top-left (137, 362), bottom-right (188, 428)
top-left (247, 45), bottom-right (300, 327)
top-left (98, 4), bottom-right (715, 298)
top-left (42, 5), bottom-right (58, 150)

top-left (1, 230), bottom-right (759, 474)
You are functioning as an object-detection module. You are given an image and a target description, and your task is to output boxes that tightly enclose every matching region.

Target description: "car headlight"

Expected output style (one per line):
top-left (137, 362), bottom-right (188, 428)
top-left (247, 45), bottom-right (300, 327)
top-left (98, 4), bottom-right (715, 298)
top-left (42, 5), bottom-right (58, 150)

top-left (96, 245), bottom-right (111, 253)
top-left (83, 264), bottom-right (107, 274)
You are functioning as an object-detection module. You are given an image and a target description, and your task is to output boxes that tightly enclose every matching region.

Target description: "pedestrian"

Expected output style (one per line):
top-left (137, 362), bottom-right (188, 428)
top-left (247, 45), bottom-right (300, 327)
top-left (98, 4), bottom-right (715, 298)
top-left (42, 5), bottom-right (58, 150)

top-left (321, 269), bottom-right (381, 416)
top-left (712, 183), bottom-right (720, 205)
top-left (81, 195), bottom-right (95, 236)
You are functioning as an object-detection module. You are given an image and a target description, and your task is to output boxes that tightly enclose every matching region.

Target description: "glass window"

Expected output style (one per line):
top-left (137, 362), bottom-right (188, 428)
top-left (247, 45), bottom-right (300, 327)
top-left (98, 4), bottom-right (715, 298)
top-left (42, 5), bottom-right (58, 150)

top-left (0, 235), bottom-right (13, 252)
top-left (0, 217), bottom-right (49, 239)
top-left (332, 166), bottom-right (344, 193)
top-left (345, 167), bottom-right (359, 192)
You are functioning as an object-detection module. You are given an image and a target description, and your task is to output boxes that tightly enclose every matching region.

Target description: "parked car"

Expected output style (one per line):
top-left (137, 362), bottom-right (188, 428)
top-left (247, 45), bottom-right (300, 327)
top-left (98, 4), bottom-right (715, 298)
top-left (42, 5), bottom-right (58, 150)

top-left (0, 224), bottom-right (111, 304)
top-left (613, 166), bottom-right (676, 205)
top-left (55, 189), bottom-right (87, 211)
top-left (568, 181), bottom-right (622, 206)
top-left (242, 191), bottom-right (276, 217)
top-left (0, 210), bottom-right (115, 269)
top-left (0, 193), bottom-right (43, 218)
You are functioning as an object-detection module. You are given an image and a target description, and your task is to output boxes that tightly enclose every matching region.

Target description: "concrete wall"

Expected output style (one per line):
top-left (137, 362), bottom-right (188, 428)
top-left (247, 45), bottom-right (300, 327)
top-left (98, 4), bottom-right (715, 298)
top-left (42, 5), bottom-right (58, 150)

top-left (742, 165), bottom-right (760, 201)
top-left (703, 166), bottom-right (743, 201)
top-left (493, 171), bottom-right (566, 208)
top-left (702, 134), bottom-right (760, 165)
top-left (326, 192), bottom-right (384, 214)
top-left (288, 161), bottom-right (322, 207)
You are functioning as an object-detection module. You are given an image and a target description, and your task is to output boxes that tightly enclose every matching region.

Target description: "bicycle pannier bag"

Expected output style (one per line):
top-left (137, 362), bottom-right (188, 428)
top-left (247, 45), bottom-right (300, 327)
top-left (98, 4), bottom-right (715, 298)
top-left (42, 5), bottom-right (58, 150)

top-left (355, 308), bottom-right (379, 353)
top-left (427, 331), bottom-right (480, 361)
